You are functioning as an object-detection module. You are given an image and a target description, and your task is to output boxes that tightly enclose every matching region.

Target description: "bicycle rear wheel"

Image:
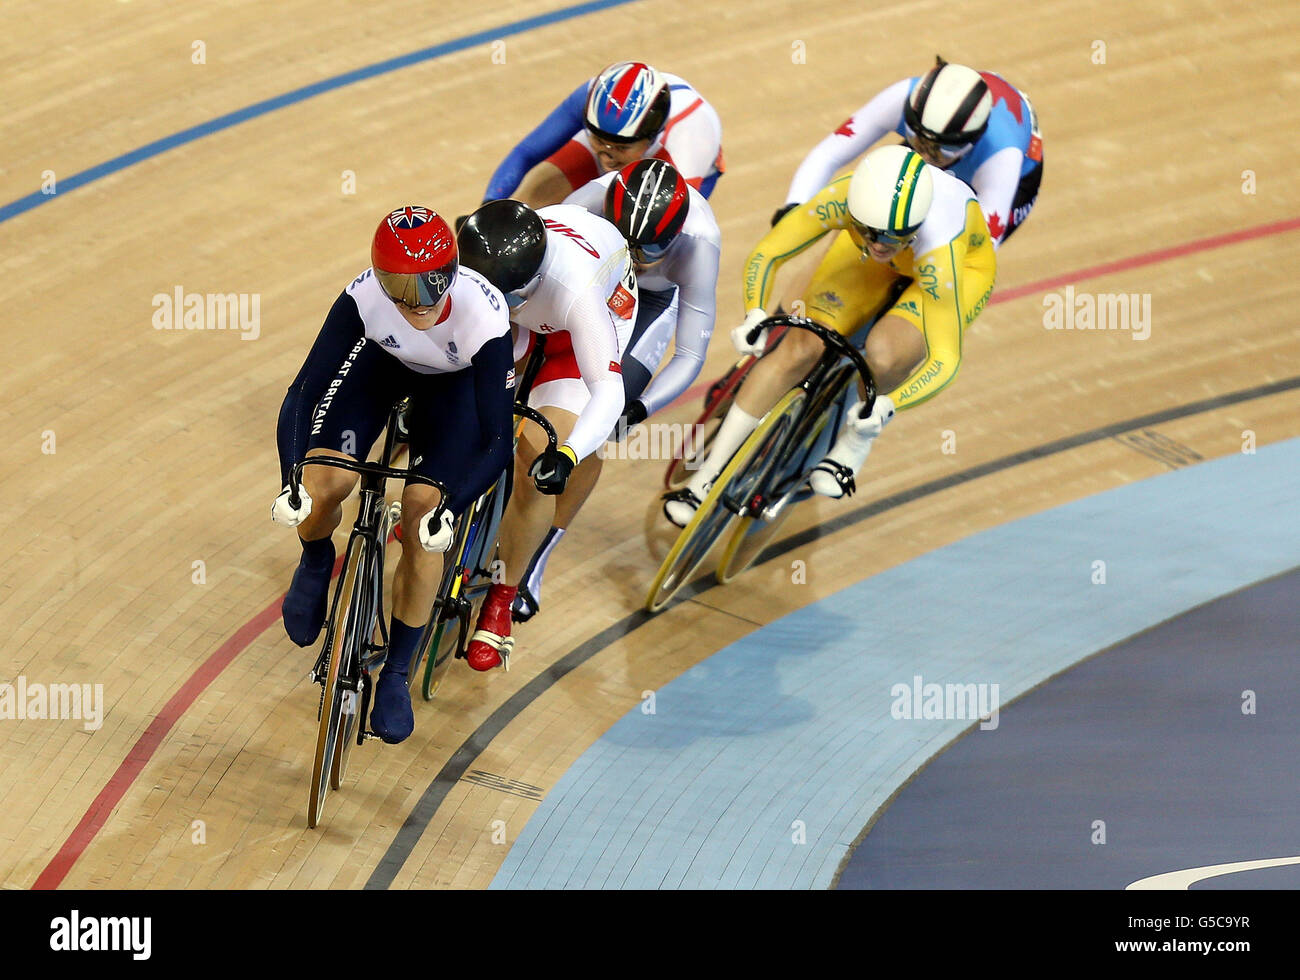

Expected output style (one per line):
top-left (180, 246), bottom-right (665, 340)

top-left (646, 387), bottom-right (806, 612)
top-left (408, 500), bottom-right (472, 694)
top-left (420, 611), bottom-right (463, 701)
top-left (308, 536), bottom-right (365, 828)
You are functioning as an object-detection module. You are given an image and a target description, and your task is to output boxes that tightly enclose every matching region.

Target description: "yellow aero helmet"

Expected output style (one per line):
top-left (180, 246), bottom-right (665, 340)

top-left (847, 145), bottom-right (933, 237)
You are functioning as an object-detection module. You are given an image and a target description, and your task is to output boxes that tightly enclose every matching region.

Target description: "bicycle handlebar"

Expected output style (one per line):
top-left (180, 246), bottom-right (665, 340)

top-left (287, 402), bottom-right (559, 511)
top-left (747, 315), bottom-right (877, 416)
top-left (287, 456), bottom-right (449, 512)
top-left (512, 402), bottom-right (559, 452)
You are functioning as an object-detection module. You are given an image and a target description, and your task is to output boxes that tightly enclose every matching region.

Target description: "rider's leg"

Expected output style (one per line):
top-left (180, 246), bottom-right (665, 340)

top-left (807, 313), bottom-right (923, 497)
top-left (467, 402), bottom-right (579, 670)
top-left (369, 479), bottom-right (445, 744)
top-left (282, 451), bottom-right (357, 645)
top-left (282, 342), bottom-right (397, 646)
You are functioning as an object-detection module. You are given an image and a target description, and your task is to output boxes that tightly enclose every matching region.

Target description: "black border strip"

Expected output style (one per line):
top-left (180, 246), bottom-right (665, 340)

top-left (365, 374), bottom-right (1300, 888)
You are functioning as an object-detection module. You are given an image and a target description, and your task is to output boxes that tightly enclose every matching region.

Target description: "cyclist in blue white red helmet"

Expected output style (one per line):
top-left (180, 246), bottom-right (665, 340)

top-left (585, 61), bottom-right (672, 145)
top-left (480, 60), bottom-right (725, 211)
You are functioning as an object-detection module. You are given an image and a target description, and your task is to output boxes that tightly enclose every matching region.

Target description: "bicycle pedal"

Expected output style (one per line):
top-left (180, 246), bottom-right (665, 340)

top-left (499, 636), bottom-right (515, 673)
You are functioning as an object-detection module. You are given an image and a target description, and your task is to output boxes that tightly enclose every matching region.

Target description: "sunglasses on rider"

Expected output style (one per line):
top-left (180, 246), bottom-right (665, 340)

top-left (910, 133), bottom-right (974, 162)
top-left (850, 218), bottom-right (916, 250)
top-left (631, 240), bottom-right (671, 265)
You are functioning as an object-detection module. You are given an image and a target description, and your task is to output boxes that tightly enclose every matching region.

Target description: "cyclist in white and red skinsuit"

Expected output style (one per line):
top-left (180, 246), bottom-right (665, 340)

top-left (454, 199), bottom-right (638, 670)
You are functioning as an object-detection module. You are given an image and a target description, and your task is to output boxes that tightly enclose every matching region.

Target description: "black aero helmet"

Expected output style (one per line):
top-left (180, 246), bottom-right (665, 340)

top-left (456, 200), bottom-right (547, 294)
top-left (604, 159), bottom-right (690, 254)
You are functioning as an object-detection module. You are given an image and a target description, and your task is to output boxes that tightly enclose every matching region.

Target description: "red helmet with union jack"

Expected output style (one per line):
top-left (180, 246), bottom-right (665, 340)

top-left (370, 206), bottom-right (458, 309)
top-left (585, 61), bottom-right (672, 145)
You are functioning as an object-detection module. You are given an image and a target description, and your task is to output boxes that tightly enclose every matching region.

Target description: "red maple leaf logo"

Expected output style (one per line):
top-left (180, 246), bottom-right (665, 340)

top-left (987, 212), bottom-right (1006, 239)
top-left (834, 117), bottom-right (855, 138)
top-left (979, 72), bottom-right (1024, 124)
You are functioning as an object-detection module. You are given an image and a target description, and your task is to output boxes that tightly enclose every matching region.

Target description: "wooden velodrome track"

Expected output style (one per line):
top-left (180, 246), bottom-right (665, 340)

top-left (2, 0), bottom-right (1297, 890)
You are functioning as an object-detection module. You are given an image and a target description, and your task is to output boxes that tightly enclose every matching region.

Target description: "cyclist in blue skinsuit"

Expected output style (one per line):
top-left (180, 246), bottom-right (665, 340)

top-left (482, 60), bottom-right (725, 210)
top-left (778, 57), bottom-right (1042, 246)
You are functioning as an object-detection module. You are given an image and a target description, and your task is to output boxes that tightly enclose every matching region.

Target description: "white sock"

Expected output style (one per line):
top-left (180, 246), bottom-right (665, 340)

top-left (686, 406), bottom-right (759, 497)
top-left (809, 425), bottom-right (879, 497)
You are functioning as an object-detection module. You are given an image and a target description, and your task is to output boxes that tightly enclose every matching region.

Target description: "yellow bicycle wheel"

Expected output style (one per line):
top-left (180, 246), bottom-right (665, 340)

top-left (717, 385), bottom-right (845, 583)
top-left (645, 387), bottom-right (806, 613)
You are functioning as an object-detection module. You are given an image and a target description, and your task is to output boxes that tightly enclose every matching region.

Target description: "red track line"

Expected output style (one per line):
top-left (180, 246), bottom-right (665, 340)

top-left (31, 556), bottom-right (342, 890)
top-left (991, 216), bottom-right (1300, 304)
top-left (31, 213), bottom-right (1299, 889)
top-left (666, 215), bottom-right (1300, 411)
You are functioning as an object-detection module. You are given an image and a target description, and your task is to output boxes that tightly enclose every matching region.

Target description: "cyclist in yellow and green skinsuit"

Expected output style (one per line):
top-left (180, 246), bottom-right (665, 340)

top-left (664, 143), bottom-right (996, 526)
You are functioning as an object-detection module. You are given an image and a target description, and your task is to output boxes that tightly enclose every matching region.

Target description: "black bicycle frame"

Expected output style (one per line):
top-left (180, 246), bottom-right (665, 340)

top-left (747, 314), bottom-right (878, 417)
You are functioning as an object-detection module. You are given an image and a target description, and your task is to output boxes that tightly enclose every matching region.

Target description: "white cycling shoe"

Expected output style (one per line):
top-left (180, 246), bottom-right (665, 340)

top-left (663, 487), bottom-right (705, 528)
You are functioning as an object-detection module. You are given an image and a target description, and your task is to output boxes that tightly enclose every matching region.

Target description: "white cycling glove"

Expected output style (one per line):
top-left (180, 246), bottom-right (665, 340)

top-left (730, 308), bottom-right (770, 357)
top-left (419, 508), bottom-right (455, 553)
top-left (271, 484), bottom-right (312, 527)
top-left (846, 396), bottom-right (896, 437)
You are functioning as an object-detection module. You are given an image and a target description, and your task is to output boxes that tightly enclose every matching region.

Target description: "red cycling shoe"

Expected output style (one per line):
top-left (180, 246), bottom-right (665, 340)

top-left (466, 584), bottom-right (517, 671)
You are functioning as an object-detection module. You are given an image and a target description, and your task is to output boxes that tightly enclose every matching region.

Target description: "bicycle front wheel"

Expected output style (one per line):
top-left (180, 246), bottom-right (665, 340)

top-left (717, 370), bottom-right (852, 583)
top-left (308, 537), bottom-right (365, 828)
top-left (645, 387), bottom-right (806, 613)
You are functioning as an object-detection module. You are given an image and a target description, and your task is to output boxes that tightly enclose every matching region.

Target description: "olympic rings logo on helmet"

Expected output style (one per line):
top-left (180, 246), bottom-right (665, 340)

top-left (585, 61), bottom-right (672, 145)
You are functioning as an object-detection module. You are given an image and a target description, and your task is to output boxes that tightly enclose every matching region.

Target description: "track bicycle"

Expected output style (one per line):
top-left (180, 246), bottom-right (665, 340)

top-left (288, 401), bottom-right (444, 828)
top-left (645, 314), bottom-right (880, 613)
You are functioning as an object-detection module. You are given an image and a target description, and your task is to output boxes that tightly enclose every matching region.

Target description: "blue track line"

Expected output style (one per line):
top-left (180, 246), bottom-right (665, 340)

top-left (0, 0), bottom-right (639, 224)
